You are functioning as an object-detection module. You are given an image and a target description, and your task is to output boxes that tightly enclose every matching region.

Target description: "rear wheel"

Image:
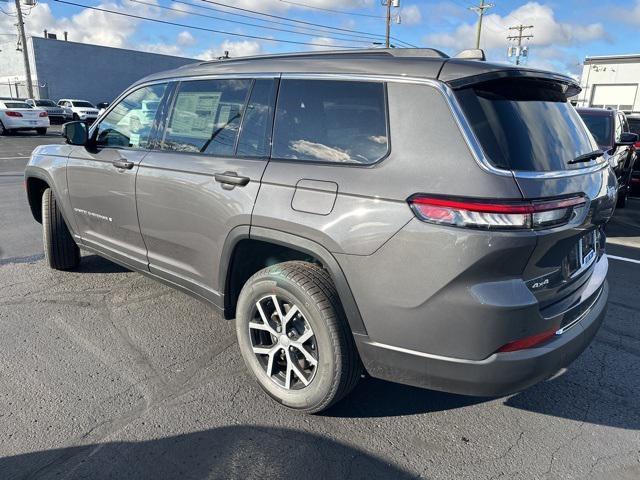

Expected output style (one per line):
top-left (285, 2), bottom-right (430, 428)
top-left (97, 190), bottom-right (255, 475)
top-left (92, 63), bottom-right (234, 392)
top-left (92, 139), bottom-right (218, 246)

top-left (42, 188), bottom-right (80, 270)
top-left (36, 128), bottom-right (47, 135)
top-left (235, 261), bottom-right (361, 413)
top-left (0, 121), bottom-right (10, 135)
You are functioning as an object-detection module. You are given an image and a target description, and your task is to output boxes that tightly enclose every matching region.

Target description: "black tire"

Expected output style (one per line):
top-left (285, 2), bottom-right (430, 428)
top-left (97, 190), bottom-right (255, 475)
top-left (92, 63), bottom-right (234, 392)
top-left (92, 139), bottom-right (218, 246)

top-left (42, 188), bottom-right (80, 270)
top-left (36, 128), bottom-right (47, 135)
top-left (235, 261), bottom-right (361, 413)
top-left (73, 113), bottom-right (79, 121)
top-left (0, 121), bottom-right (6, 135)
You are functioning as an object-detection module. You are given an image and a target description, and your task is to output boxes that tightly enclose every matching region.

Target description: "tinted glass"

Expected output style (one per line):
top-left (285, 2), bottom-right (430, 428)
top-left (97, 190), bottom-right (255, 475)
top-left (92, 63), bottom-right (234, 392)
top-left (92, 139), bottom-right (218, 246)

top-left (163, 79), bottom-right (251, 155)
top-left (73, 101), bottom-right (95, 108)
top-left (579, 114), bottom-right (612, 147)
top-left (273, 80), bottom-right (388, 164)
top-left (95, 83), bottom-right (167, 149)
top-left (4, 102), bottom-right (30, 108)
top-left (236, 79), bottom-right (277, 158)
top-left (628, 117), bottom-right (640, 136)
top-left (36, 100), bottom-right (56, 107)
top-left (456, 78), bottom-right (599, 171)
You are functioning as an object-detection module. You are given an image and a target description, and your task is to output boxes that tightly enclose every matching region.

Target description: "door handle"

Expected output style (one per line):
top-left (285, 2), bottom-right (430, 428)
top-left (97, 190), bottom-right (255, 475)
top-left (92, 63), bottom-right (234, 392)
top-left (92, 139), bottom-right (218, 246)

top-left (112, 159), bottom-right (134, 170)
top-left (214, 171), bottom-right (250, 188)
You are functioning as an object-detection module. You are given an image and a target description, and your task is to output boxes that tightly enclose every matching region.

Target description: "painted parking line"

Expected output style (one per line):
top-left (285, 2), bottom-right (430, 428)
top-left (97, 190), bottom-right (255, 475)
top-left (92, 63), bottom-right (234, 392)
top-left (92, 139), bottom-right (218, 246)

top-left (607, 254), bottom-right (640, 265)
top-left (0, 156), bottom-right (29, 160)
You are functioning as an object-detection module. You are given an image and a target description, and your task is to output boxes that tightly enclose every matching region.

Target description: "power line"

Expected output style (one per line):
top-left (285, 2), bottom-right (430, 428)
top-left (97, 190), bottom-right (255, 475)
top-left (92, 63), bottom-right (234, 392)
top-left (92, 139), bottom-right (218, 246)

top-left (468, 0), bottom-right (494, 49)
top-left (53, 0), bottom-right (363, 48)
top-left (278, 0), bottom-right (385, 18)
top-left (127, 0), bottom-right (382, 44)
top-left (196, 0), bottom-right (417, 48)
top-left (171, 0), bottom-right (389, 43)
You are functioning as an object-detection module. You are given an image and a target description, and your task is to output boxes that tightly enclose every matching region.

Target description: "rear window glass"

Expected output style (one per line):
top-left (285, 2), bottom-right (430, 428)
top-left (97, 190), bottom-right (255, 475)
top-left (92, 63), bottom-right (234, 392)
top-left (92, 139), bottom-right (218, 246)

top-left (579, 114), bottom-right (612, 147)
top-left (627, 117), bottom-right (640, 136)
top-left (36, 100), bottom-right (56, 107)
top-left (272, 80), bottom-right (388, 164)
top-left (72, 101), bottom-right (95, 108)
top-left (4, 102), bottom-right (30, 108)
top-left (456, 78), bottom-right (599, 172)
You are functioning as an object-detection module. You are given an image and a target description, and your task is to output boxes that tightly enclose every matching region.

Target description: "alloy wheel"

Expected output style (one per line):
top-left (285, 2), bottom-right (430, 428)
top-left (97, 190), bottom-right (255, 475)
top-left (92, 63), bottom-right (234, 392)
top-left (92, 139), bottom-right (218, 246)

top-left (249, 294), bottom-right (318, 390)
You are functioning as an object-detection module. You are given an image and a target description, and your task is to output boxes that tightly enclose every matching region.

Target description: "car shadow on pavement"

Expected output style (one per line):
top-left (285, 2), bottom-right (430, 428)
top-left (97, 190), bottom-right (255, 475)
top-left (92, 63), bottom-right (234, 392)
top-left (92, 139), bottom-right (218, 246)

top-left (0, 426), bottom-right (419, 480)
top-left (76, 254), bottom-right (130, 274)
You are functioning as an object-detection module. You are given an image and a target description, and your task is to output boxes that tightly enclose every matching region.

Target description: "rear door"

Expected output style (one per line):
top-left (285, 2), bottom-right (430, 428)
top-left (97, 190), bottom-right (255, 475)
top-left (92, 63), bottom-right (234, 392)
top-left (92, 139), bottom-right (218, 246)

top-left (135, 77), bottom-right (277, 304)
top-left (66, 82), bottom-right (169, 270)
top-left (453, 76), bottom-right (617, 307)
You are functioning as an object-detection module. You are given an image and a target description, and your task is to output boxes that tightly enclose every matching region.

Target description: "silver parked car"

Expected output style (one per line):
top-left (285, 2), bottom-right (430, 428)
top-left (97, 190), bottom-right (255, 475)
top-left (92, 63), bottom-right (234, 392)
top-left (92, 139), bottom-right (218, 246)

top-left (25, 49), bottom-right (614, 413)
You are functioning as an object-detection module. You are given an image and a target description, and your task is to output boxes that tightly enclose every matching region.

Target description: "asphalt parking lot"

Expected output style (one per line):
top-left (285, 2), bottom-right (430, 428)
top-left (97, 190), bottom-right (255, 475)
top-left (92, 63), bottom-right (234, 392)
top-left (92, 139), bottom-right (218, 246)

top-left (1, 127), bottom-right (639, 479)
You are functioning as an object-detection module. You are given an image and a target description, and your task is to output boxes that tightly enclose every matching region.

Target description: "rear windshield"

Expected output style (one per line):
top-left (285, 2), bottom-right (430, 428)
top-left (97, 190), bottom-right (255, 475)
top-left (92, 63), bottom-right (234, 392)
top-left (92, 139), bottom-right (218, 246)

top-left (4, 102), bottom-right (30, 109)
top-left (578, 113), bottom-right (612, 147)
top-left (628, 117), bottom-right (640, 136)
top-left (456, 78), bottom-right (599, 172)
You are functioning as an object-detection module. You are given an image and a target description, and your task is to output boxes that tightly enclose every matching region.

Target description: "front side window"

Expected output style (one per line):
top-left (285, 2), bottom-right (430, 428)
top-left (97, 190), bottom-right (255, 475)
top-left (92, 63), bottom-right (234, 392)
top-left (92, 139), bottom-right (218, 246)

top-left (73, 101), bottom-right (95, 108)
top-left (95, 83), bottom-right (167, 149)
top-left (162, 79), bottom-right (251, 155)
top-left (272, 80), bottom-right (388, 164)
top-left (456, 78), bottom-right (600, 171)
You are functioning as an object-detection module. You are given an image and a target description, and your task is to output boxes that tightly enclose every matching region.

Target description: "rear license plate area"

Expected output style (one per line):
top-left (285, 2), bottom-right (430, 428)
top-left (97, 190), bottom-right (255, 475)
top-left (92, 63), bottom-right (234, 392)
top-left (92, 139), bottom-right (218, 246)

top-left (564, 230), bottom-right (597, 278)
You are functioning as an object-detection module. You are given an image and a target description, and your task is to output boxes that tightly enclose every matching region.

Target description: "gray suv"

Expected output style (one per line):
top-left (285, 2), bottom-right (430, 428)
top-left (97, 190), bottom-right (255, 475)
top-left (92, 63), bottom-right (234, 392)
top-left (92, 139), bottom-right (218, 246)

top-left (25, 49), bottom-right (614, 413)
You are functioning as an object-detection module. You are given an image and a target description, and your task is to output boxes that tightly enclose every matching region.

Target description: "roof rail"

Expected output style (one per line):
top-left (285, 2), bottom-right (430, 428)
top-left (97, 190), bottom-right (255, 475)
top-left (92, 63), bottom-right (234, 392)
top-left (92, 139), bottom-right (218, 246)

top-left (454, 49), bottom-right (486, 61)
top-left (197, 47), bottom-right (449, 65)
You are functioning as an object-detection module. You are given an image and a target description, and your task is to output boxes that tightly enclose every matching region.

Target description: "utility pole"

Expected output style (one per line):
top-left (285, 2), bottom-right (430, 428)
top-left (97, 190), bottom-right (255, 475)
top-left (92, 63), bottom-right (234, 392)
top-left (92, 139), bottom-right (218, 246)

top-left (507, 24), bottom-right (534, 65)
top-left (14, 0), bottom-right (34, 98)
top-left (382, 0), bottom-right (399, 49)
top-left (469, 0), bottom-right (494, 49)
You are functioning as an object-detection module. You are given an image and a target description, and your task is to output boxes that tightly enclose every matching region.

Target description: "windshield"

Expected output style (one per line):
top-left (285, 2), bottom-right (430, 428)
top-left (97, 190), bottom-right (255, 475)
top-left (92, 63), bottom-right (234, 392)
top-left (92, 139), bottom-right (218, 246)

top-left (3, 102), bottom-right (31, 109)
top-left (578, 113), bottom-right (612, 148)
top-left (456, 78), bottom-right (599, 171)
top-left (72, 101), bottom-right (95, 108)
top-left (36, 100), bottom-right (56, 107)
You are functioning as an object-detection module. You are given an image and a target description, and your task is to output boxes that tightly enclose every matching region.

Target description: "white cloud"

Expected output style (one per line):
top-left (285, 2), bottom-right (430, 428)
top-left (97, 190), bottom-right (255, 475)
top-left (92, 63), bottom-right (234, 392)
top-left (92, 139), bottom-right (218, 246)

top-left (308, 36), bottom-right (342, 51)
top-left (400, 5), bottom-right (422, 26)
top-left (196, 39), bottom-right (262, 60)
top-left (423, 2), bottom-right (607, 75)
top-left (177, 31), bottom-right (196, 47)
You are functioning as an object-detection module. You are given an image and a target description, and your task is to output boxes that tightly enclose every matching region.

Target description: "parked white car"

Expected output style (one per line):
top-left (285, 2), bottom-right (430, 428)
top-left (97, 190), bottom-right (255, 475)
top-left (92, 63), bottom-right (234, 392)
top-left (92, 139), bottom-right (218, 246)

top-left (25, 99), bottom-right (66, 124)
top-left (0, 100), bottom-right (49, 135)
top-left (56, 99), bottom-right (100, 122)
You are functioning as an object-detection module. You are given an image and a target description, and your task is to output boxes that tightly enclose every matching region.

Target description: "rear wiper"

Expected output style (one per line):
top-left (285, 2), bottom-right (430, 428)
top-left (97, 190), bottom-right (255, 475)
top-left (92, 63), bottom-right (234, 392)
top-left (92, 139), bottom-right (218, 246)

top-left (568, 150), bottom-right (604, 164)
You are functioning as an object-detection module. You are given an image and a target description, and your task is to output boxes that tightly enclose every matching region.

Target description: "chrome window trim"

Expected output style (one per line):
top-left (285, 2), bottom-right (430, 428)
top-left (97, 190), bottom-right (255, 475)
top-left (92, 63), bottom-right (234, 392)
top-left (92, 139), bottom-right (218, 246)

top-left (107, 71), bottom-right (607, 179)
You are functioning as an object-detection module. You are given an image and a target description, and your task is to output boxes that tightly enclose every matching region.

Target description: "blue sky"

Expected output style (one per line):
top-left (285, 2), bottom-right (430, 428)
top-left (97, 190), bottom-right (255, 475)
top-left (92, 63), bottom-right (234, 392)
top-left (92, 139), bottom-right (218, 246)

top-left (1, 0), bottom-right (639, 76)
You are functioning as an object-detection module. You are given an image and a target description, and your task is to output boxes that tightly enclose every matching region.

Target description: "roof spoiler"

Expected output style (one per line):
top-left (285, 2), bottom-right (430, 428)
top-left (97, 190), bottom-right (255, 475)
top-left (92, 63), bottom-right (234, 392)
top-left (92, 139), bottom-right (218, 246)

top-left (454, 49), bottom-right (486, 61)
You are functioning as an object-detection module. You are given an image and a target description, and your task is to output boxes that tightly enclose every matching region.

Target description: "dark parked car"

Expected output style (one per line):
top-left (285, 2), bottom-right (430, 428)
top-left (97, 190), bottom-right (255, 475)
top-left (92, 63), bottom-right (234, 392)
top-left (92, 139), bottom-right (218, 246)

top-left (626, 113), bottom-right (640, 195)
top-left (25, 48), bottom-right (614, 413)
top-left (577, 108), bottom-right (638, 207)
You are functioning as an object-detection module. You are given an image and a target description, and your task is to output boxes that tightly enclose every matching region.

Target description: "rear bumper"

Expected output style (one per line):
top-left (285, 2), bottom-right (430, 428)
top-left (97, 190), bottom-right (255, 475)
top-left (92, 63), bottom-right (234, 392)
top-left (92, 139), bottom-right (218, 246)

top-left (355, 280), bottom-right (608, 397)
top-left (3, 117), bottom-right (50, 129)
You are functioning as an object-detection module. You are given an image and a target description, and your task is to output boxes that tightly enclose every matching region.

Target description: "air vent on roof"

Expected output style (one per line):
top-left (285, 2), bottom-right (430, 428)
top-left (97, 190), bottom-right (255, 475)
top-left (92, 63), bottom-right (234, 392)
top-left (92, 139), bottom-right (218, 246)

top-left (454, 49), bottom-right (486, 61)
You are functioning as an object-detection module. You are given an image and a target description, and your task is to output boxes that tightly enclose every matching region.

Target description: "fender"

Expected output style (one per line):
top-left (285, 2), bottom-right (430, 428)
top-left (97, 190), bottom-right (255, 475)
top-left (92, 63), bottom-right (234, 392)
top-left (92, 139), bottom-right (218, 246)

top-left (24, 165), bottom-right (82, 242)
top-left (219, 225), bottom-right (368, 335)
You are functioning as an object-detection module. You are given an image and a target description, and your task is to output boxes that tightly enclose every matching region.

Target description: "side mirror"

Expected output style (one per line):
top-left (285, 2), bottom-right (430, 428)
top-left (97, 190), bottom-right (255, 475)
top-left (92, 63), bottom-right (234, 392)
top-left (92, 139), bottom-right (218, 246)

top-left (617, 132), bottom-right (638, 146)
top-left (62, 121), bottom-right (88, 146)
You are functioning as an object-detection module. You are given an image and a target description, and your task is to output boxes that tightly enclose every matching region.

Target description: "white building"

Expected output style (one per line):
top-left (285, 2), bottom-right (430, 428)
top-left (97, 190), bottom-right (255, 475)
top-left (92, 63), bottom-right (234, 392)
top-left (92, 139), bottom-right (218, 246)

top-left (575, 54), bottom-right (640, 112)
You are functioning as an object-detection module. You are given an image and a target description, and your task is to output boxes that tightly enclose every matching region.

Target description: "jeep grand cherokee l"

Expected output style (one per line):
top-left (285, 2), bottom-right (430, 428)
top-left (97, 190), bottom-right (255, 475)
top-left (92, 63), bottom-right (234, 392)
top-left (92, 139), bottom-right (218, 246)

top-left (25, 48), bottom-right (613, 413)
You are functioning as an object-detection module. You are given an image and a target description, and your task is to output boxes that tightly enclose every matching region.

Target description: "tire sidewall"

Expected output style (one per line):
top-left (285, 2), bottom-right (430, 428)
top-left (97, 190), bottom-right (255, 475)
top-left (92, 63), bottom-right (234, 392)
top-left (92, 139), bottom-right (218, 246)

top-left (236, 272), bottom-right (341, 411)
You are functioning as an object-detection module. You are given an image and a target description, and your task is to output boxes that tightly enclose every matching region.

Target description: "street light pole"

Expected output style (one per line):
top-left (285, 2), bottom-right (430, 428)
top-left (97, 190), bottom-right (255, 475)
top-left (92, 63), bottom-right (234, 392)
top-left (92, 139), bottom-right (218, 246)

top-left (14, 0), bottom-right (34, 98)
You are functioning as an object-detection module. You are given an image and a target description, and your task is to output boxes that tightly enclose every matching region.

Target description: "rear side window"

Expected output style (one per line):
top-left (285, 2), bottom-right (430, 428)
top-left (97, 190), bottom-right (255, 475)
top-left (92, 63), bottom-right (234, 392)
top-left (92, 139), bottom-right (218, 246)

top-left (456, 78), bottom-right (599, 172)
top-left (162, 79), bottom-right (251, 155)
top-left (272, 79), bottom-right (388, 164)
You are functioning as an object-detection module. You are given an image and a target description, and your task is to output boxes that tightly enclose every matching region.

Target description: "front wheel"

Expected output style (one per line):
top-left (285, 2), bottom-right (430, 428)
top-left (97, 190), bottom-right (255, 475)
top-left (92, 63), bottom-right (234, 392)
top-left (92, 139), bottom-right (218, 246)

top-left (42, 188), bottom-right (80, 270)
top-left (235, 261), bottom-right (361, 413)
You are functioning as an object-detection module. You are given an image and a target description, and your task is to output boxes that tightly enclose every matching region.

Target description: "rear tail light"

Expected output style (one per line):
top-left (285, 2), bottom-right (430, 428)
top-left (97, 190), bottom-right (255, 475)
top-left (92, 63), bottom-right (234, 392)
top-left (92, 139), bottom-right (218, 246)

top-left (408, 195), bottom-right (586, 230)
top-left (496, 327), bottom-right (556, 352)
top-left (634, 141), bottom-right (640, 149)
top-left (5, 111), bottom-right (22, 117)
top-left (39, 111), bottom-right (48, 117)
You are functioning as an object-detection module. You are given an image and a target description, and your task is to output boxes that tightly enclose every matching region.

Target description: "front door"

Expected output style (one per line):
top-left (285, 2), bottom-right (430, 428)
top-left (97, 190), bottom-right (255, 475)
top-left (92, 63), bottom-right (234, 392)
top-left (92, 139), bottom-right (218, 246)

top-left (136, 77), bottom-right (277, 304)
top-left (66, 82), bottom-right (169, 269)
